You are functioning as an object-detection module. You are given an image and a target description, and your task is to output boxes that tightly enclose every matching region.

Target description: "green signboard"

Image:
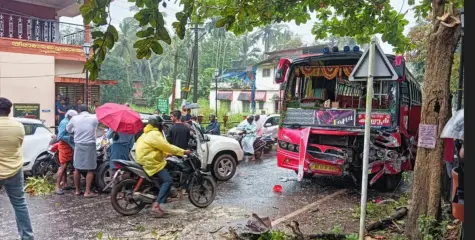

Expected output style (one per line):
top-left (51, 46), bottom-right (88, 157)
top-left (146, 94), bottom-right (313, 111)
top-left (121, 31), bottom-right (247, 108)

top-left (156, 98), bottom-right (169, 114)
top-left (13, 103), bottom-right (40, 119)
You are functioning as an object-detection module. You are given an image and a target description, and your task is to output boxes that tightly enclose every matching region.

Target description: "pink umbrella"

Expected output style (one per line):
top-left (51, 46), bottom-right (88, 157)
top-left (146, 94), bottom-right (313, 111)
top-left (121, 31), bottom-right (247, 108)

top-left (96, 103), bottom-right (143, 134)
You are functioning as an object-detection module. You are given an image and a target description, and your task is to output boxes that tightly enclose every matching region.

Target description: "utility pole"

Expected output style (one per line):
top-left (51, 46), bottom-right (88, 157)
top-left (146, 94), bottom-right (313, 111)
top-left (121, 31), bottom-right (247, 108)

top-left (193, 23), bottom-right (199, 103)
top-left (171, 47), bottom-right (179, 111)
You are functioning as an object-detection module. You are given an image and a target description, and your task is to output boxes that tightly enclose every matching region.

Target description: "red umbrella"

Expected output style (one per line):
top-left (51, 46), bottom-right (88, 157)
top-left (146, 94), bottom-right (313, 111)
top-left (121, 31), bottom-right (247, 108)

top-left (96, 103), bottom-right (143, 134)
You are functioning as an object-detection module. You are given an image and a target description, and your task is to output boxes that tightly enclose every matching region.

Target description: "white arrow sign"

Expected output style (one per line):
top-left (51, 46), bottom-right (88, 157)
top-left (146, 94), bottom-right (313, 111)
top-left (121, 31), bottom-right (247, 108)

top-left (349, 41), bottom-right (398, 81)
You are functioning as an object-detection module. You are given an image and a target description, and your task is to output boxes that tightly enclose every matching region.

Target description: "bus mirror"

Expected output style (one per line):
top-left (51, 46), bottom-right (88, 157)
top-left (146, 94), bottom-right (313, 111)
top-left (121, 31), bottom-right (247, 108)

top-left (275, 58), bottom-right (291, 84)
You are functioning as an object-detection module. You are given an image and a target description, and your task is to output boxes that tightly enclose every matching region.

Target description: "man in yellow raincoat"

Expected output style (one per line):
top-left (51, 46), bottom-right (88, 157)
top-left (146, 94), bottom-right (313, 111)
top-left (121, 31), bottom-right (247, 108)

top-left (135, 116), bottom-right (191, 217)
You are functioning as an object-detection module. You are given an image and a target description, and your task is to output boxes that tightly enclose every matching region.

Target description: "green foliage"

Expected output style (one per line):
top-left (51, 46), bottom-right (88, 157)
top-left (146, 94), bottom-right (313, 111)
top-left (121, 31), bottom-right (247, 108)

top-left (81, 0), bottom-right (448, 81)
top-left (24, 177), bottom-right (54, 196)
top-left (417, 215), bottom-right (448, 240)
top-left (345, 233), bottom-right (359, 240)
top-left (331, 224), bottom-right (343, 234)
top-left (406, 20), bottom-right (462, 102)
top-left (354, 194), bottom-right (409, 220)
top-left (95, 232), bottom-right (119, 240)
top-left (258, 230), bottom-right (288, 240)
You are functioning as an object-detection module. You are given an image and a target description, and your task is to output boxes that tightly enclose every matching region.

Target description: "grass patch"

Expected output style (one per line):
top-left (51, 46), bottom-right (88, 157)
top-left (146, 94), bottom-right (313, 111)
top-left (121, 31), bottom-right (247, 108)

top-left (24, 176), bottom-right (54, 196)
top-left (353, 194), bottom-right (409, 220)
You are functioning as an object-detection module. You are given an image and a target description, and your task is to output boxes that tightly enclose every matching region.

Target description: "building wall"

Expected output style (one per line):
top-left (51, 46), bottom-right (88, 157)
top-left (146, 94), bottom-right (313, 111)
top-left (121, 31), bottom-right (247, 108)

top-left (255, 63), bottom-right (279, 91)
top-left (0, 52), bottom-right (55, 127)
top-left (55, 60), bottom-right (86, 79)
top-left (0, 0), bottom-right (57, 20)
top-left (209, 89), bottom-right (280, 115)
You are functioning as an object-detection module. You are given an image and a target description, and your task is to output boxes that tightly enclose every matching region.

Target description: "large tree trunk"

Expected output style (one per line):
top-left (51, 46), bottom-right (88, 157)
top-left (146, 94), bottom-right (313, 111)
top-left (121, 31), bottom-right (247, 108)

top-left (406, 2), bottom-right (461, 239)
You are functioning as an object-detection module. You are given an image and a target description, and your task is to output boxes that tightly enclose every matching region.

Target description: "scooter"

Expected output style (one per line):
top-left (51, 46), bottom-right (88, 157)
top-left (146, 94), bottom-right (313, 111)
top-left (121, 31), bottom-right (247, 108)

top-left (235, 132), bottom-right (267, 159)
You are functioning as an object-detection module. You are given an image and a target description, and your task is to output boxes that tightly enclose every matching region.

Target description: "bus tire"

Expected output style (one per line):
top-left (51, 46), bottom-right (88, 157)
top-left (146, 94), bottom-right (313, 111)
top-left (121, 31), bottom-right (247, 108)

top-left (372, 173), bottom-right (402, 192)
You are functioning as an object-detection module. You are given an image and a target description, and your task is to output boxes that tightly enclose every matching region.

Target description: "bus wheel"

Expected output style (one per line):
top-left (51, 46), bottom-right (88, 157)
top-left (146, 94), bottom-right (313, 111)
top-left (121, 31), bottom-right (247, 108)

top-left (372, 173), bottom-right (403, 192)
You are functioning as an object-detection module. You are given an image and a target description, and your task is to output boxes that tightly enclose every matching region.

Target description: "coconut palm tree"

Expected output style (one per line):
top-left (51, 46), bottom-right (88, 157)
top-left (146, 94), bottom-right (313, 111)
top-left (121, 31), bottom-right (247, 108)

top-left (237, 33), bottom-right (261, 67)
top-left (112, 17), bottom-right (139, 85)
top-left (252, 23), bottom-right (289, 53)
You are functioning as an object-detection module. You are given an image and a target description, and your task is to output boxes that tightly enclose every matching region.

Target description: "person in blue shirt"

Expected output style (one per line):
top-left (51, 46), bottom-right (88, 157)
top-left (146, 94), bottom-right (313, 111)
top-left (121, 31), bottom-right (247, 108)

top-left (106, 128), bottom-right (135, 171)
top-left (206, 114), bottom-right (220, 135)
top-left (56, 99), bottom-right (68, 123)
top-left (55, 110), bottom-right (77, 195)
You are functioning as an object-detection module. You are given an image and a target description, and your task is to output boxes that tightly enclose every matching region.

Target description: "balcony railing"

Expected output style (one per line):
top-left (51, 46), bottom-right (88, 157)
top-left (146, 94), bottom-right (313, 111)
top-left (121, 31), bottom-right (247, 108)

top-left (0, 13), bottom-right (89, 46)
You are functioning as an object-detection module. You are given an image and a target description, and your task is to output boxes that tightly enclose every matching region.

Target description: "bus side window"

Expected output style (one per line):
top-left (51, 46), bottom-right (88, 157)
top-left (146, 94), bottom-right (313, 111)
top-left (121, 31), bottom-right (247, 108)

top-left (401, 82), bottom-right (410, 105)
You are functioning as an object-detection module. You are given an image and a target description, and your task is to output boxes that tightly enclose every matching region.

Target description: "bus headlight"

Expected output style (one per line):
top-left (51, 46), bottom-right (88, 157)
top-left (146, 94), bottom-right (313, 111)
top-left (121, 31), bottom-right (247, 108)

top-left (288, 144), bottom-right (295, 151)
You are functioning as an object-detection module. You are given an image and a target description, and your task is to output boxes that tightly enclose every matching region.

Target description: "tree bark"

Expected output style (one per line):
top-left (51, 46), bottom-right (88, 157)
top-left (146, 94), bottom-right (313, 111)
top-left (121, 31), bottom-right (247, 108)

top-left (406, 2), bottom-right (461, 239)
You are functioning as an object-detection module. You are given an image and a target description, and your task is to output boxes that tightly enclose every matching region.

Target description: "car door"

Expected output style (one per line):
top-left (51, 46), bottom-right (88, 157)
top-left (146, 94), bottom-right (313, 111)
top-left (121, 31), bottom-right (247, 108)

top-left (22, 123), bottom-right (52, 166)
top-left (267, 116), bottom-right (280, 139)
top-left (191, 122), bottom-right (209, 168)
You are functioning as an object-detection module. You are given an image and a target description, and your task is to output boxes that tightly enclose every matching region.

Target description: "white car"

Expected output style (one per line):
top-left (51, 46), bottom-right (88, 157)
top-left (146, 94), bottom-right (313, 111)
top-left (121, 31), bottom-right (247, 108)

top-left (227, 114), bottom-right (281, 139)
top-left (17, 118), bottom-right (55, 175)
top-left (130, 121), bottom-right (244, 181)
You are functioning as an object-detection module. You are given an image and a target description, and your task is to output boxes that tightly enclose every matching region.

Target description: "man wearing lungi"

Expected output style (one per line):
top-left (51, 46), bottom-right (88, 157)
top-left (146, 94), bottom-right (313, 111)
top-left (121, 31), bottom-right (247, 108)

top-left (55, 110), bottom-right (78, 195)
top-left (67, 104), bottom-right (99, 197)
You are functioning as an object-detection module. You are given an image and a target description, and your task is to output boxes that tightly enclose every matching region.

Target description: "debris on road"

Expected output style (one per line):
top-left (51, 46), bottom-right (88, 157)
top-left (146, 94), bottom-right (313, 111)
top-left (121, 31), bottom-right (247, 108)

top-left (366, 207), bottom-right (408, 232)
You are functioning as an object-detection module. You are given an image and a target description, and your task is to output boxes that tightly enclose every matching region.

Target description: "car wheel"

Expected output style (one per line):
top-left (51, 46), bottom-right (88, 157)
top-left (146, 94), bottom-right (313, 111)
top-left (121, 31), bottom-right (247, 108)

top-left (96, 161), bottom-right (113, 193)
top-left (212, 154), bottom-right (237, 181)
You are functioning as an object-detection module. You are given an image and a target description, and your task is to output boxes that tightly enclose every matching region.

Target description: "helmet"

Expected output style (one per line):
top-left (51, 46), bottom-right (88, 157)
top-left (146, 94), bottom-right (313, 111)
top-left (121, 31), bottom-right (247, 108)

top-left (148, 115), bottom-right (164, 130)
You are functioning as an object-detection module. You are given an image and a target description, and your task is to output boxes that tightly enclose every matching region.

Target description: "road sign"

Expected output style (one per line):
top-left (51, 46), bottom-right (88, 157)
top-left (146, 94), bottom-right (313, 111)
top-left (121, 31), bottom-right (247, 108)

top-left (349, 41), bottom-right (398, 81)
top-left (156, 98), bottom-right (169, 114)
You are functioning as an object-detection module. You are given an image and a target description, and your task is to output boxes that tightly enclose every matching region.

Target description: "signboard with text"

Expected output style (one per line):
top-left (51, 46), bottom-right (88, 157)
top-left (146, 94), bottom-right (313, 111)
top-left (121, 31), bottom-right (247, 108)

top-left (156, 98), bottom-right (169, 114)
top-left (315, 109), bottom-right (355, 126)
top-left (417, 124), bottom-right (437, 149)
top-left (357, 112), bottom-right (392, 127)
top-left (13, 104), bottom-right (40, 119)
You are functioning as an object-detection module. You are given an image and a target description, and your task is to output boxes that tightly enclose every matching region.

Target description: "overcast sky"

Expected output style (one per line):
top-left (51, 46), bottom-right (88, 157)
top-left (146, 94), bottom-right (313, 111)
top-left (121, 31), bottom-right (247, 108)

top-left (61, 0), bottom-right (416, 54)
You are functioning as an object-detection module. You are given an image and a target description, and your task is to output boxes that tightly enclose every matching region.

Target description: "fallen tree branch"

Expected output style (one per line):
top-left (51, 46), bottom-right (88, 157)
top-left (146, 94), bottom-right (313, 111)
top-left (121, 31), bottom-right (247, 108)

top-left (366, 207), bottom-right (408, 232)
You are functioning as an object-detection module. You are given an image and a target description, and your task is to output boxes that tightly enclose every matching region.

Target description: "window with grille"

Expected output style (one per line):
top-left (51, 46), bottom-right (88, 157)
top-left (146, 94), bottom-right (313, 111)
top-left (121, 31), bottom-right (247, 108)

top-left (258, 101), bottom-right (264, 110)
top-left (262, 68), bottom-right (271, 77)
top-left (242, 101), bottom-right (250, 113)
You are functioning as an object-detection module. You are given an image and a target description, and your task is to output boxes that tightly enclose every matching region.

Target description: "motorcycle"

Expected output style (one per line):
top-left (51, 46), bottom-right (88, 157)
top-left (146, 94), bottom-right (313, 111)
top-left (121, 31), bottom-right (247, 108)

top-left (32, 140), bottom-right (60, 177)
top-left (109, 152), bottom-right (216, 216)
top-left (35, 133), bottom-right (111, 192)
top-left (235, 132), bottom-right (267, 159)
top-left (261, 133), bottom-right (277, 154)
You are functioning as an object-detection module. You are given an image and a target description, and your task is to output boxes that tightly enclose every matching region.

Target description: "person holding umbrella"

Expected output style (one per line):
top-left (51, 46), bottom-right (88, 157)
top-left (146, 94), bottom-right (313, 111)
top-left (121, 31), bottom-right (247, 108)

top-left (106, 128), bottom-right (135, 172)
top-left (95, 103), bottom-right (144, 168)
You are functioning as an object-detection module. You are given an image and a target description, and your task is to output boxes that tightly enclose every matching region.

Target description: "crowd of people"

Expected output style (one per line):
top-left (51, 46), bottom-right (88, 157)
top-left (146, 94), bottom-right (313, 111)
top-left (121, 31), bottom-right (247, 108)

top-left (0, 95), bottom-right (268, 238)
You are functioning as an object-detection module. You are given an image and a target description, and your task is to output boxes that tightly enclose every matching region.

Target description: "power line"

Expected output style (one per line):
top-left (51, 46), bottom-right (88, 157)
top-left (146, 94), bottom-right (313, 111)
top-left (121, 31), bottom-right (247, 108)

top-left (0, 72), bottom-right (85, 79)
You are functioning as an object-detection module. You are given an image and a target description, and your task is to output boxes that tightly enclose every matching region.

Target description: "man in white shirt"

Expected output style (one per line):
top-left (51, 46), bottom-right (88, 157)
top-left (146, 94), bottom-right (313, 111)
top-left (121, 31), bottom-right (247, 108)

top-left (66, 104), bottom-right (99, 197)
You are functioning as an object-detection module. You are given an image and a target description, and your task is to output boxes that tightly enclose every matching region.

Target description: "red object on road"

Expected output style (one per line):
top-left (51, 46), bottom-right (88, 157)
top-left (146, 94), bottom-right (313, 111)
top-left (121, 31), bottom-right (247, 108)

top-left (96, 103), bottom-right (143, 134)
top-left (273, 184), bottom-right (283, 193)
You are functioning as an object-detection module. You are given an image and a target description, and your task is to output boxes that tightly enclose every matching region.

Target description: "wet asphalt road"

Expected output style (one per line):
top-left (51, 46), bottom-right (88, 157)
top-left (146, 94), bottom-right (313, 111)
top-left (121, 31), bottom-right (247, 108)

top-left (0, 153), bottom-right (359, 240)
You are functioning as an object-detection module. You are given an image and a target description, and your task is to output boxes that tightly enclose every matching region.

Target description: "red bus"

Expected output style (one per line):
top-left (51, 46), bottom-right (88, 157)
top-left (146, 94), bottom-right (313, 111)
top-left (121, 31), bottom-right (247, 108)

top-left (275, 47), bottom-right (422, 191)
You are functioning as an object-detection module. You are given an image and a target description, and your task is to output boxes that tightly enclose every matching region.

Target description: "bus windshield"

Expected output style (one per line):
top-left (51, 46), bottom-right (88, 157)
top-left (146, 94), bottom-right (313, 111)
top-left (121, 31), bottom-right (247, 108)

top-left (282, 60), bottom-right (399, 128)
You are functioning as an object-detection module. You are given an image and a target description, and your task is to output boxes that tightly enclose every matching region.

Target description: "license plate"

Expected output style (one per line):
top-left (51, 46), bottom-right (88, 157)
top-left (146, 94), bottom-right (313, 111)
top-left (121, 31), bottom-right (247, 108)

top-left (310, 163), bottom-right (340, 172)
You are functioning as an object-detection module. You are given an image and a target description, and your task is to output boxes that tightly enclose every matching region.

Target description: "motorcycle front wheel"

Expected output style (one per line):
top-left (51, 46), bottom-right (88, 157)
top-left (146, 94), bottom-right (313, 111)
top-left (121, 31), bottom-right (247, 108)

top-left (188, 175), bottom-right (216, 208)
top-left (111, 179), bottom-right (146, 216)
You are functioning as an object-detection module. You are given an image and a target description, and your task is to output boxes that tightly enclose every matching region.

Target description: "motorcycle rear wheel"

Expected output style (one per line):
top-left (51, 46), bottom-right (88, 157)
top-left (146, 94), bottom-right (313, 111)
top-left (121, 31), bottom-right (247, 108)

top-left (188, 175), bottom-right (216, 208)
top-left (111, 179), bottom-right (146, 216)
